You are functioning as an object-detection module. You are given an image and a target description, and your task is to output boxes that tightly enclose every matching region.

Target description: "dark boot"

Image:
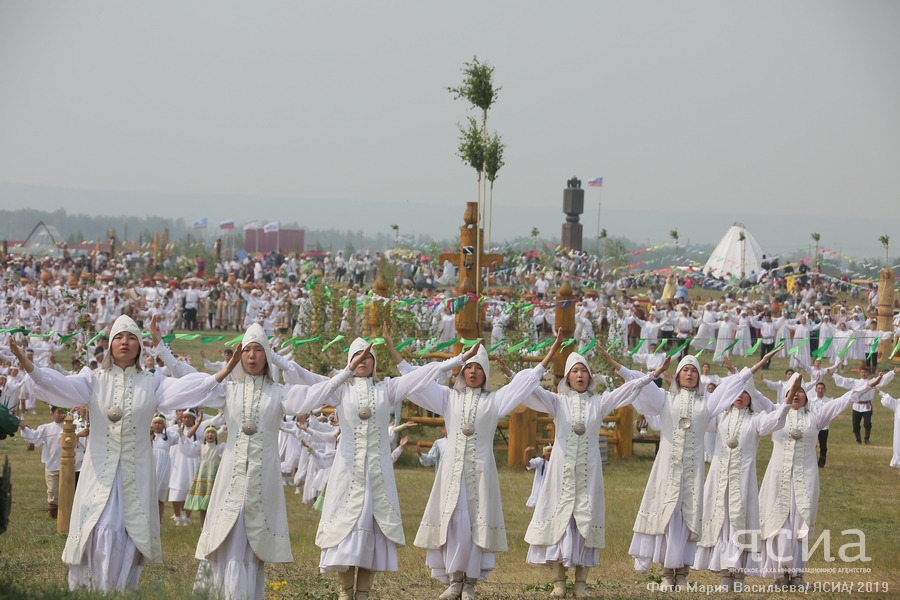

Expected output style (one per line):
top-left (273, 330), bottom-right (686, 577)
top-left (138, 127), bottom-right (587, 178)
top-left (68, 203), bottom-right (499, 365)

top-left (854, 431), bottom-right (862, 445)
top-left (818, 455), bottom-right (826, 468)
top-left (864, 428), bottom-right (871, 445)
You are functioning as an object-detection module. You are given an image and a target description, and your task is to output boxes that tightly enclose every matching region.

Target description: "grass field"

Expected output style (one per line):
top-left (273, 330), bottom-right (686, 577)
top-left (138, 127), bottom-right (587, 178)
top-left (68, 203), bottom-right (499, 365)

top-left (2, 336), bottom-right (900, 599)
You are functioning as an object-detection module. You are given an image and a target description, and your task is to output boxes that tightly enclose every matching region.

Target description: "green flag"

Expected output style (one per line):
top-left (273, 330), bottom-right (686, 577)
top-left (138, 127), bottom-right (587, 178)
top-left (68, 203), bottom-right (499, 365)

top-left (715, 339), bottom-right (740, 360)
top-left (629, 339), bottom-right (645, 358)
top-left (460, 338), bottom-right (482, 349)
top-left (201, 335), bottom-right (227, 344)
top-left (394, 338), bottom-right (415, 352)
top-left (836, 338), bottom-right (856, 359)
top-left (745, 339), bottom-right (763, 357)
top-left (224, 334), bottom-right (245, 347)
top-left (488, 339), bottom-right (506, 353)
top-left (787, 338), bottom-right (808, 356)
top-left (321, 335), bottom-right (346, 351)
top-left (577, 339), bottom-right (596, 354)
top-left (810, 337), bottom-right (833, 359)
top-left (889, 338), bottom-right (900, 360)
top-left (293, 336), bottom-right (322, 347)
top-left (866, 337), bottom-right (881, 359)
top-left (417, 338), bottom-right (438, 356)
top-left (667, 338), bottom-right (691, 357)
top-left (434, 338), bottom-right (459, 352)
top-left (162, 334), bottom-right (175, 344)
top-left (507, 339), bottom-right (530, 353)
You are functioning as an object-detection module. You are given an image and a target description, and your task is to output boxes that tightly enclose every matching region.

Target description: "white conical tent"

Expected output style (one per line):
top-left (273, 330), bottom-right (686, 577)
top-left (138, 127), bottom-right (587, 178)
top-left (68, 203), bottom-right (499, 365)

top-left (702, 223), bottom-right (767, 278)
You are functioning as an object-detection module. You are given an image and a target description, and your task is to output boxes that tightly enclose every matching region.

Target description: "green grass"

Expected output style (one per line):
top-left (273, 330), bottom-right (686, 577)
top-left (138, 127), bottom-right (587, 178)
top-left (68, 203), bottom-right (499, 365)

top-left (2, 337), bottom-right (899, 599)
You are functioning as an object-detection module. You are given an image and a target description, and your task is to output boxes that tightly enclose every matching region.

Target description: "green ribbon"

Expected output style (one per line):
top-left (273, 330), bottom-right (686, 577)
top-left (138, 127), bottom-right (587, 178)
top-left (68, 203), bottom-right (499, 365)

top-left (811, 337), bottom-right (833, 359)
top-left (434, 338), bottom-right (459, 352)
top-left (745, 339), bottom-right (763, 357)
top-left (175, 334), bottom-right (200, 341)
top-left (87, 331), bottom-right (106, 345)
top-left (507, 339), bottom-right (530, 353)
top-left (788, 338), bottom-right (808, 356)
top-left (889, 338), bottom-right (900, 360)
top-left (224, 334), bottom-right (245, 347)
top-left (280, 336), bottom-right (299, 348)
top-left (322, 335), bottom-right (346, 351)
top-left (607, 338), bottom-right (622, 352)
top-left (201, 335), bottom-right (226, 344)
top-left (0, 328), bottom-right (30, 335)
top-left (666, 338), bottom-right (691, 357)
top-left (460, 338), bottom-right (482, 349)
top-left (560, 338), bottom-right (577, 348)
top-left (629, 338), bottom-right (645, 357)
top-left (28, 330), bottom-right (56, 339)
top-left (394, 338), bottom-right (415, 352)
top-left (837, 338), bottom-right (856, 358)
top-left (58, 331), bottom-right (80, 343)
top-left (417, 338), bottom-right (438, 356)
top-left (866, 337), bottom-right (881, 359)
top-left (715, 338), bottom-right (740, 360)
top-left (293, 336), bottom-right (322, 347)
top-left (577, 339), bottom-right (596, 355)
top-left (489, 339), bottom-right (506, 353)
top-left (162, 334), bottom-right (176, 344)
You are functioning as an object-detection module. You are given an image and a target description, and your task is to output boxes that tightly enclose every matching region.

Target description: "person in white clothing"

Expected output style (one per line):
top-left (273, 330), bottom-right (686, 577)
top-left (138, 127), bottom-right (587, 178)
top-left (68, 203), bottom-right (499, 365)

top-left (809, 382), bottom-right (832, 468)
top-left (879, 391), bottom-right (900, 470)
top-left (524, 444), bottom-right (552, 508)
top-left (288, 335), bottom-right (468, 600)
top-left (522, 351), bottom-right (667, 599)
top-left (626, 350), bottom-right (776, 591)
top-left (692, 356), bottom-right (789, 591)
top-left (8, 315), bottom-right (208, 592)
top-left (398, 333), bottom-right (559, 600)
top-left (758, 373), bottom-right (882, 589)
top-left (832, 366), bottom-right (898, 445)
top-left (19, 405), bottom-right (67, 518)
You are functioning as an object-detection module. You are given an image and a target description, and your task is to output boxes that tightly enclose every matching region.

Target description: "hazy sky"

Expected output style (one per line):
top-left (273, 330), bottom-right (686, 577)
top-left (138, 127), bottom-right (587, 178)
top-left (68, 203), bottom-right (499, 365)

top-left (1, 1), bottom-right (898, 253)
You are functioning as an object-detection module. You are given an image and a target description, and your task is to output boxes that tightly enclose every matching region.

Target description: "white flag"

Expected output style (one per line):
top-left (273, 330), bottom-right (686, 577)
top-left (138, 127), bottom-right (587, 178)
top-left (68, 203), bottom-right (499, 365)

top-left (263, 221), bottom-right (279, 233)
top-left (243, 220), bottom-right (259, 231)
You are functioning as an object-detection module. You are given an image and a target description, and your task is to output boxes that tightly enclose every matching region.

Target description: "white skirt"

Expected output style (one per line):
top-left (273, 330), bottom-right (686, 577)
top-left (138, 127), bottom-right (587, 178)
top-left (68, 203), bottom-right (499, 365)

top-left (760, 484), bottom-right (808, 578)
top-left (629, 488), bottom-right (695, 571)
top-left (153, 449), bottom-right (171, 503)
top-left (703, 432), bottom-right (717, 464)
top-left (68, 466), bottom-right (143, 591)
top-left (527, 516), bottom-right (600, 569)
top-left (693, 489), bottom-right (760, 573)
top-left (168, 487), bottom-right (189, 503)
top-left (194, 508), bottom-right (266, 600)
top-left (319, 467), bottom-right (398, 573)
top-left (424, 478), bottom-right (495, 583)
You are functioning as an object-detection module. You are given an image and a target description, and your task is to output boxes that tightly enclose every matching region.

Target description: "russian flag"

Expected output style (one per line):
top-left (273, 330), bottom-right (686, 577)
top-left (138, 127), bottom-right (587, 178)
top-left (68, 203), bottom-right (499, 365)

top-left (588, 177), bottom-right (603, 187)
top-left (219, 219), bottom-right (235, 230)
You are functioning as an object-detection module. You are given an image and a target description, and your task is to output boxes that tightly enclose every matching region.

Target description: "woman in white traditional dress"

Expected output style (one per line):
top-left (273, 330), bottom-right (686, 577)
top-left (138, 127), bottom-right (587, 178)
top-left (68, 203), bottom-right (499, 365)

top-left (8, 315), bottom-right (207, 592)
top-left (757, 372), bottom-right (882, 589)
top-left (880, 391), bottom-right (900, 470)
top-left (692, 352), bottom-right (787, 590)
top-left (396, 332), bottom-right (561, 600)
top-left (168, 408), bottom-right (202, 526)
top-left (291, 335), bottom-right (474, 600)
top-left (712, 313), bottom-right (735, 364)
top-left (522, 351), bottom-right (669, 599)
top-left (627, 351), bottom-right (769, 591)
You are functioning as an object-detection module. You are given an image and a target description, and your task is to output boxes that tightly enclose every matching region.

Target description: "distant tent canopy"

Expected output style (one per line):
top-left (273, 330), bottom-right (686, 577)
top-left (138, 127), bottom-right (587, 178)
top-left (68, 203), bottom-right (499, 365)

top-left (702, 223), bottom-right (768, 279)
top-left (10, 221), bottom-right (63, 256)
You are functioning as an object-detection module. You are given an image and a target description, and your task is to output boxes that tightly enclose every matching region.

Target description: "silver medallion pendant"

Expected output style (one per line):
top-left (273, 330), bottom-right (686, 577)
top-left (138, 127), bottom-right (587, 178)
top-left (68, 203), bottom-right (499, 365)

top-left (726, 437), bottom-right (739, 449)
top-left (678, 417), bottom-right (691, 430)
top-left (107, 406), bottom-right (123, 423)
top-left (358, 406), bottom-right (372, 420)
top-left (461, 423), bottom-right (475, 436)
top-left (790, 428), bottom-right (803, 440)
top-left (572, 423), bottom-right (586, 436)
top-left (242, 421), bottom-right (258, 435)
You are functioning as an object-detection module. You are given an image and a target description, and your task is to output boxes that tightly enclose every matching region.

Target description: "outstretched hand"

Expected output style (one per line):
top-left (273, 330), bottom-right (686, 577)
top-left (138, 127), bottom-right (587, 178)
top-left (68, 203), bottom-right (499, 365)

top-left (785, 373), bottom-right (803, 404)
top-left (460, 340), bottom-right (482, 362)
top-left (750, 349), bottom-right (779, 374)
top-left (382, 321), bottom-right (394, 348)
top-left (150, 315), bottom-right (162, 347)
top-left (215, 344), bottom-right (243, 383)
top-left (652, 356), bottom-right (672, 379)
top-left (868, 373), bottom-right (884, 388)
top-left (540, 330), bottom-right (565, 369)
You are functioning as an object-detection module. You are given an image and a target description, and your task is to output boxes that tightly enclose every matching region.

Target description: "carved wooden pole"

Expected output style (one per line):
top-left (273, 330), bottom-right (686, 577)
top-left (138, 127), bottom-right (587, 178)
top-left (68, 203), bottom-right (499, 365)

top-left (57, 414), bottom-right (76, 533)
top-left (878, 268), bottom-right (895, 361)
top-left (553, 280), bottom-right (576, 383)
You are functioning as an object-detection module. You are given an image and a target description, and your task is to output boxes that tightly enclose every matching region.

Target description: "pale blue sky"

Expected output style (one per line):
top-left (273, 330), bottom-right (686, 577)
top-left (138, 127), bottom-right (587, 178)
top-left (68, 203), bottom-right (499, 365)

top-left (1, 1), bottom-right (898, 254)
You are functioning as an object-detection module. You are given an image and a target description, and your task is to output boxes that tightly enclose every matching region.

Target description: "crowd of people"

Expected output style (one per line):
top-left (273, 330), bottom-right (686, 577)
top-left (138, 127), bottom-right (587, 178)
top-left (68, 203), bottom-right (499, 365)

top-left (2, 246), bottom-right (900, 600)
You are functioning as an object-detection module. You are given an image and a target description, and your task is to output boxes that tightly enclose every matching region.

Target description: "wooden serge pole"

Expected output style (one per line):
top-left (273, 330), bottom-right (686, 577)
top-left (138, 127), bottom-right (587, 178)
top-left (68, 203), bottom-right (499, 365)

top-left (878, 268), bottom-right (895, 362)
top-left (57, 414), bottom-right (76, 533)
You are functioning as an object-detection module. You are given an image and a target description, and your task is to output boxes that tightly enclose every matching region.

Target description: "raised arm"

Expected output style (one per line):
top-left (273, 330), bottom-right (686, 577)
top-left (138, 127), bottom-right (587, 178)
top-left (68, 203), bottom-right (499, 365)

top-left (754, 401), bottom-right (791, 436)
top-left (708, 350), bottom-right (777, 417)
top-left (631, 357), bottom-right (671, 417)
top-left (815, 375), bottom-right (882, 429)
